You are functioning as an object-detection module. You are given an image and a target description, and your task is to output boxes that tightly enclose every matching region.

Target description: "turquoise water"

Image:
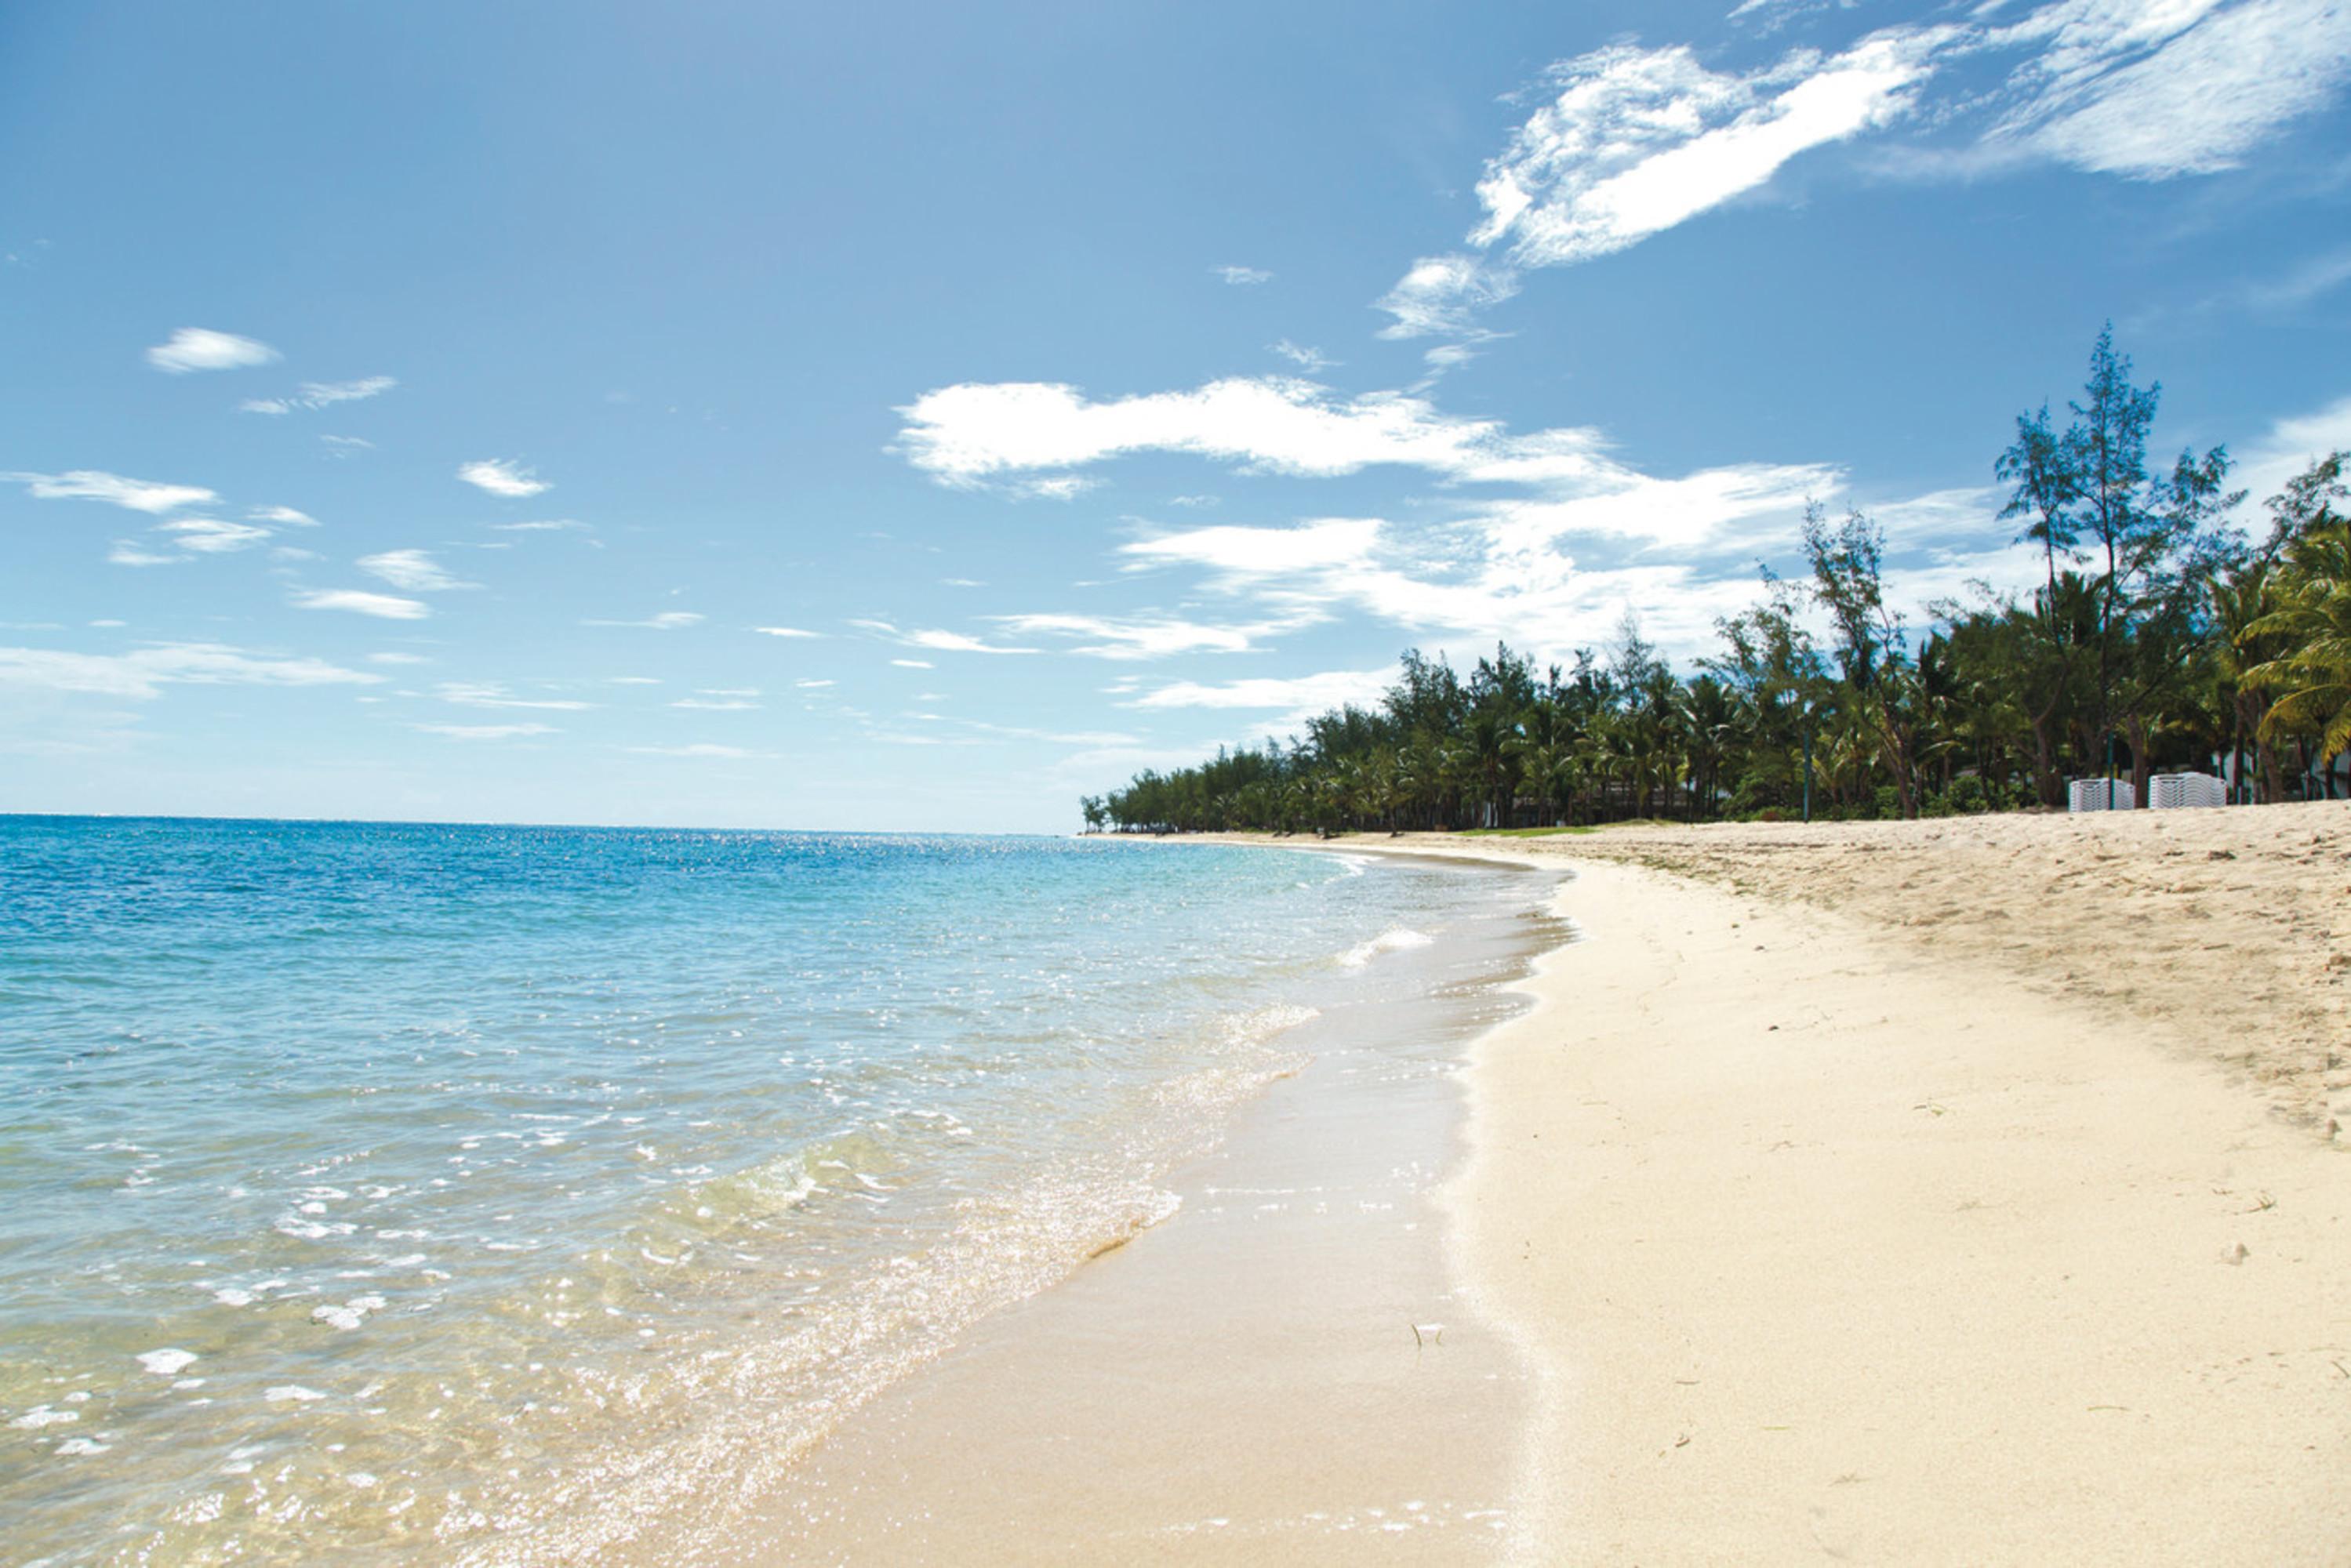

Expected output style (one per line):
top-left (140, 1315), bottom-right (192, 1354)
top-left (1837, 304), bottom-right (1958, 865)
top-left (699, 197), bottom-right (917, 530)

top-left (0, 818), bottom-right (1527, 1564)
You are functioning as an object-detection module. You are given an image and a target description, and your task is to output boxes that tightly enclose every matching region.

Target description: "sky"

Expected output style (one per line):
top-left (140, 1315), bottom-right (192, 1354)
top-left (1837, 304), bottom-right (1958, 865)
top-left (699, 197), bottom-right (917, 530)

top-left (4, 0), bottom-right (2350, 833)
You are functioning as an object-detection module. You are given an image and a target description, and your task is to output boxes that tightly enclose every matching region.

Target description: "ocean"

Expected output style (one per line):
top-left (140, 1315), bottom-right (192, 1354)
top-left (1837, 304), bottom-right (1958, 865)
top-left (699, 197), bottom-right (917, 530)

top-left (0, 818), bottom-right (1548, 1564)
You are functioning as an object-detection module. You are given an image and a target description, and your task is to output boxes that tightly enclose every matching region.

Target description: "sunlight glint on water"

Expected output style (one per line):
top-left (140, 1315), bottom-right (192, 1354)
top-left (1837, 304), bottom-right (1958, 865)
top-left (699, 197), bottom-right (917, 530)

top-left (0, 820), bottom-right (1514, 1563)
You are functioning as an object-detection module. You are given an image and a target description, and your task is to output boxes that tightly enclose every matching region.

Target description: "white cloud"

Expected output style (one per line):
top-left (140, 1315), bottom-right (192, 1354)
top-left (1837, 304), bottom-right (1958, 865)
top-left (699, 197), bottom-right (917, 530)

top-left (898, 377), bottom-right (1506, 484)
top-left (1008, 475), bottom-right (1099, 502)
top-left (457, 459), bottom-right (551, 498)
top-left (293, 588), bottom-right (431, 620)
top-left (1127, 668), bottom-right (1399, 712)
top-left (891, 658), bottom-right (934, 668)
top-left (240, 376), bottom-right (397, 416)
top-left (1372, 1), bottom-right (2351, 347)
top-left (0, 641), bottom-right (381, 699)
top-left (1121, 517), bottom-right (1383, 577)
top-left (670, 697), bottom-right (761, 710)
top-left (1375, 254), bottom-right (1521, 339)
top-left (321, 435), bottom-right (374, 455)
top-left (794, 678), bottom-right (835, 688)
top-left (1467, 34), bottom-right (1936, 273)
top-left (989, 612), bottom-right (1300, 659)
top-left (107, 540), bottom-right (175, 568)
top-left (145, 328), bottom-right (278, 374)
top-left (249, 506), bottom-right (319, 527)
top-left (437, 681), bottom-right (593, 711)
top-left (412, 722), bottom-right (557, 740)
top-left (1269, 339), bottom-right (1333, 371)
top-left (2233, 392), bottom-right (2351, 524)
top-left (358, 550), bottom-right (474, 591)
top-left (488, 518), bottom-right (590, 532)
top-left (1214, 264), bottom-right (1273, 285)
top-left (753, 625), bottom-right (823, 638)
top-left (630, 743), bottom-right (760, 758)
top-left (848, 619), bottom-right (1039, 655)
top-left (586, 612), bottom-right (703, 630)
top-left (2239, 247), bottom-right (2351, 311)
top-left (1988, 0), bottom-right (2351, 177)
top-left (368, 652), bottom-right (429, 665)
top-left (7, 470), bottom-right (217, 514)
top-left (161, 517), bottom-right (272, 554)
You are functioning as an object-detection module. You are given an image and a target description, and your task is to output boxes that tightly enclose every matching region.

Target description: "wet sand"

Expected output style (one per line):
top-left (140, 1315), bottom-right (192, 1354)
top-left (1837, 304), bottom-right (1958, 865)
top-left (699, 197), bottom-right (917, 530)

top-left (733, 861), bottom-right (1564, 1564)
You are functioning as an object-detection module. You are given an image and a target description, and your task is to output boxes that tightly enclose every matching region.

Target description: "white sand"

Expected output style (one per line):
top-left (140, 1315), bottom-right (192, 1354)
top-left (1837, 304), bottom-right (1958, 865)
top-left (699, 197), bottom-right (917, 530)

top-left (1415, 804), bottom-right (2350, 1563)
top-left (741, 807), bottom-right (2349, 1562)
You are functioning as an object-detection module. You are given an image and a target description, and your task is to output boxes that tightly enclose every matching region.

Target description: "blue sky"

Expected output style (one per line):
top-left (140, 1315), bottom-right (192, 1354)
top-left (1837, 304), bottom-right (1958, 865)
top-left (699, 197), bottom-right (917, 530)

top-left (4, 0), bottom-right (2349, 832)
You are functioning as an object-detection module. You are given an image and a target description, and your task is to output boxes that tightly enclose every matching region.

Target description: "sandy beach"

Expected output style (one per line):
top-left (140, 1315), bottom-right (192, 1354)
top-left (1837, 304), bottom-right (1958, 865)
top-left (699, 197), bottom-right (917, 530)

top-left (1381, 802), bottom-right (2351, 1563)
top-left (736, 804), bottom-right (2347, 1563)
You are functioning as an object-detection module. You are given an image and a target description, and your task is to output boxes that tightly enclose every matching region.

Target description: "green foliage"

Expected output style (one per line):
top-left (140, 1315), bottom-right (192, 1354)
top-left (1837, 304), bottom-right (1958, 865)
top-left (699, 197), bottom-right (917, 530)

top-left (1086, 332), bottom-right (2351, 832)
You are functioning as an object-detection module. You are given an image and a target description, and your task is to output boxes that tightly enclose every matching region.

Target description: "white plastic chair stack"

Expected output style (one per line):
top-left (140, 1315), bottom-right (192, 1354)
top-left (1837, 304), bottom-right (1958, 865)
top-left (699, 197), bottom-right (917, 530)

top-left (2068, 778), bottom-right (2136, 812)
top-left (2148, 772), bottom-right (2226, 809)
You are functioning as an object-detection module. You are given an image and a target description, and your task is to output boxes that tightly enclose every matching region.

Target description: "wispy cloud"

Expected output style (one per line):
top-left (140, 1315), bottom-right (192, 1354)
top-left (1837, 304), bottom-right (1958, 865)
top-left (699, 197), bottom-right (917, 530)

top-left (457, 459), bottom-right (551, 498)
top-left (358, 549), bottom-right (475, 591)
top-left (586, 611), bottom-right (703, 630)
top-left (2239, 246), bottom-right (2351, 310)
top-left (848, 619), bottom-right (1040, 655)
top-left (6, 470), bottom-right (217, 514)
top-left (1008, 475), bottom-right (1100, 501)
top-left (628, 743), bottom-right (761, 758)
top-left (1269, 339), bottom-right (1335, 371)
top-left (0, 641), bottom-right (380, 699)
top-left (990, 611), bottom-right (1306, 659)
top-left (293, 588), bottom-right (431, 620)
top-left (752, 625), bottom-right (823, 638)
top-left (1126, 668), bottom-right (1398, 712)
top-left (107, 540), bottom-right (175, 568)
top-left (368, 652), bottom-right (430, 666)
top-left (1375, 254), bottom-right (1521, 339)
top-left (1121, 517), bottom-right (1382, 578)
top-left (160, 517), bottom-right (271, 554)
top-left (670, 695), bottom-right (761, 710)
top-left (487, 518), bottom-right (590, 532)
top-left (1214, 264), bottom-right (1273, 285)
top-left (146, 328), bottom-right (278, 374)
top-left (898, 377), bottom-right (1508, 484)
top-left (1465, 34), bottom-right (1936, 272)
top-left (412, 722), bottom-right (558, 741)
top-left (241, 376), bottom-right (397, 416)
top-left (249, 505), bottom-right (319, 527)
top-left (437, 681), bottom-right (593, 711)
top-left (890, 658), bottom-right (934, 668)
top-left (1986, 0), bottom-right (2351, 177)
top-left (1377, 1), bottom-right (2351, 343)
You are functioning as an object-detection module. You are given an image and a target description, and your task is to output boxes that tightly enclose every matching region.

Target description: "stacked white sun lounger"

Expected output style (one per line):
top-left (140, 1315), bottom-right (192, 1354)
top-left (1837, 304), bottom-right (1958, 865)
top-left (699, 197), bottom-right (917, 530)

top-left (2068, 778), bottom-right (2136, 812)
top-left (2148, 772), bottom-right (2227, 809)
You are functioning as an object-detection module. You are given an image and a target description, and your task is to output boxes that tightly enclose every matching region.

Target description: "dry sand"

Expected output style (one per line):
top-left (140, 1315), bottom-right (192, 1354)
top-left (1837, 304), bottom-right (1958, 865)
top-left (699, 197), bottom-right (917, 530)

top-left (743, 804), bottom-right (2348, 1563)
top-left (1367, 801), bottom-right (2349, 1563)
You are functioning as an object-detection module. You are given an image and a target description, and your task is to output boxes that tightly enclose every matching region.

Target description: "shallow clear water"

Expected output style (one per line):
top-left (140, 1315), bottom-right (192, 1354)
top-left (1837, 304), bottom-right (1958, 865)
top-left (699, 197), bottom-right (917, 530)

top-left (0, 818), bottom-right (1528, 1564)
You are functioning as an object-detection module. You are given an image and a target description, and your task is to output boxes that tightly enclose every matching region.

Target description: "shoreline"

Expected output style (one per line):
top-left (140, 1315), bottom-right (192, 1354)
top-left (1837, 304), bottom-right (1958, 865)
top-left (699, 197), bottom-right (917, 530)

top-left (729, 851), bottom-right (1571, 1563)
top-left (1224, 807), bottom-right (2349, 1561)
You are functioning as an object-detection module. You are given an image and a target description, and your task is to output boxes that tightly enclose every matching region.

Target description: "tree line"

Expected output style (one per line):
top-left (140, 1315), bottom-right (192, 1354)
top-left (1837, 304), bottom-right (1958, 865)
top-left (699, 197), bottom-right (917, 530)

top-left (1082, 329), bottom-right (2350, 835)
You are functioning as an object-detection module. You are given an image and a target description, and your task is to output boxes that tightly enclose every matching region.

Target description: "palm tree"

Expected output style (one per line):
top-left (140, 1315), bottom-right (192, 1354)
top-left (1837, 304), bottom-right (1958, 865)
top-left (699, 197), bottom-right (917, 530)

top-left (2244, 525), bottom-right (2351, 789)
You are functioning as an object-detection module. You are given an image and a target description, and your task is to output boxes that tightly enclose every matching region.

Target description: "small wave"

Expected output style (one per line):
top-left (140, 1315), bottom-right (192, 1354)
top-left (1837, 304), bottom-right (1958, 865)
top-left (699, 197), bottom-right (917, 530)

top-left (1336, 927), bottom-right (1433, 968)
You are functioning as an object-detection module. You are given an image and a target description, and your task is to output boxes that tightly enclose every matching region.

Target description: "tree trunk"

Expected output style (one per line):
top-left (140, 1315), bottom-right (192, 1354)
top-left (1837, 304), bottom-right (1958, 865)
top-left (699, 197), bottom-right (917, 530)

top-left (2124, 715), bottom-right (2154, 811)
